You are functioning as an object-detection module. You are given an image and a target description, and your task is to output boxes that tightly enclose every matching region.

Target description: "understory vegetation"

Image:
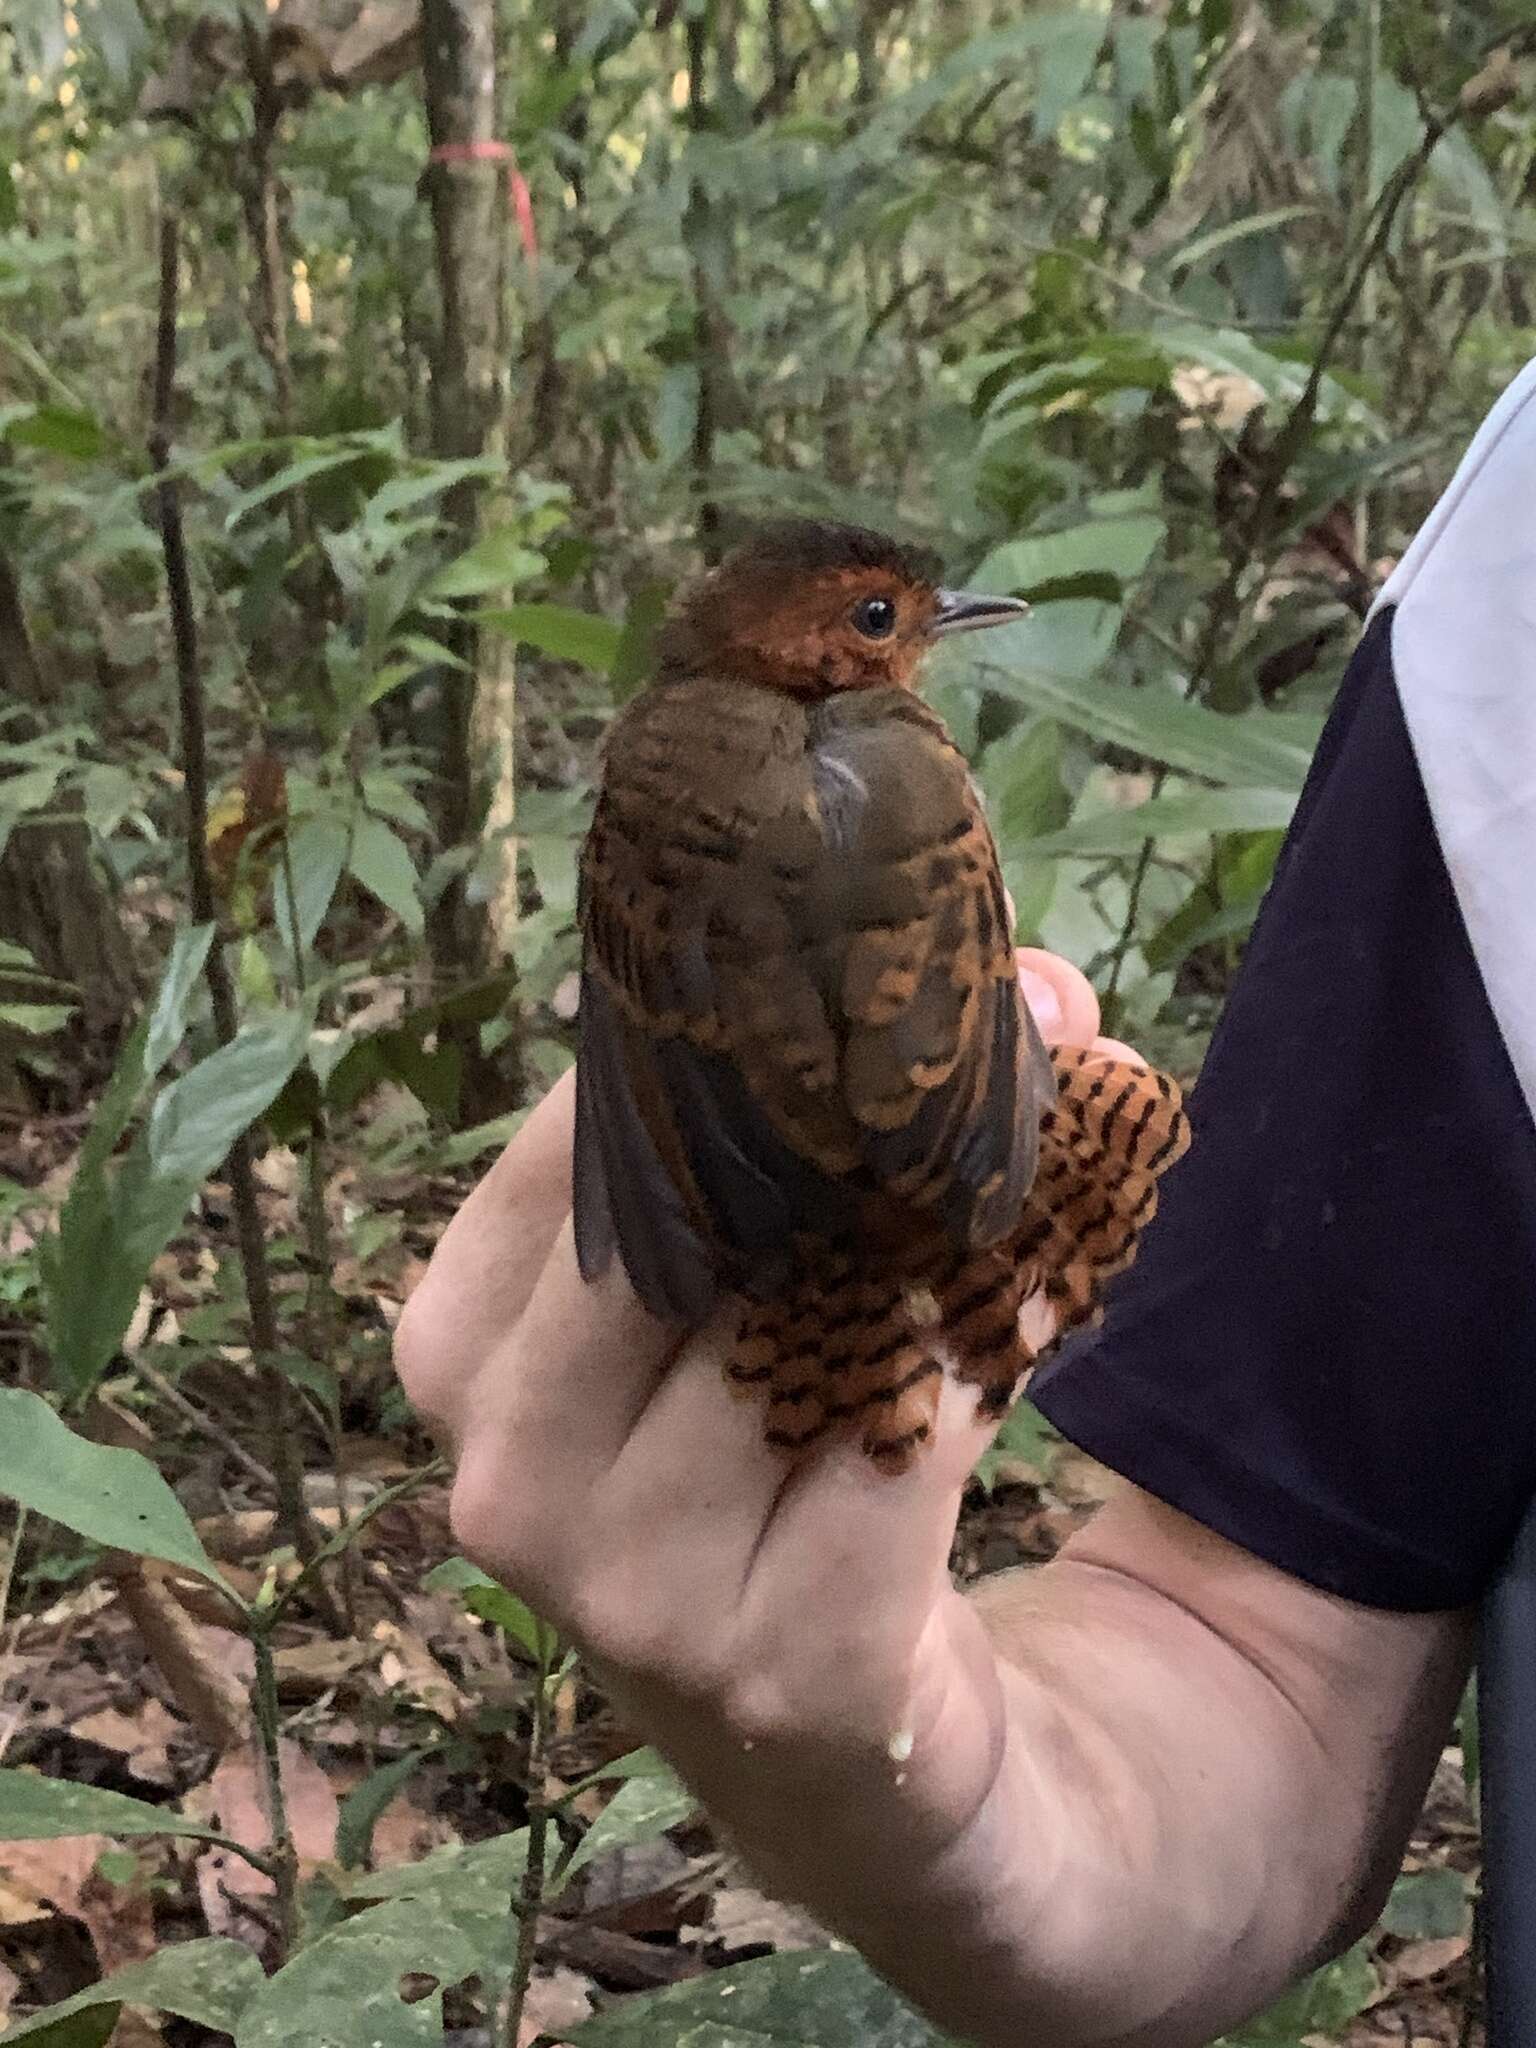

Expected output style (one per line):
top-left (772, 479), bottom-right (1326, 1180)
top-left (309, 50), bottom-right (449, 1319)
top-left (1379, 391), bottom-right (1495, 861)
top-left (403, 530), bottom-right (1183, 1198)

top-left (0, 0), bottom-right (1525, 2039)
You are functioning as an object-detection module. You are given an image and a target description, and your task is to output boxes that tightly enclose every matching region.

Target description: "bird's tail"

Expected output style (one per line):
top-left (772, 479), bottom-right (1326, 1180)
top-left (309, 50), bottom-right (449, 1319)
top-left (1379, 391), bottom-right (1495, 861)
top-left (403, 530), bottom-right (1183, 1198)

top-left (944, 1047), bottom-right (1191, 1417)
top-left (724, 1048), bottom-right (1190, 1470)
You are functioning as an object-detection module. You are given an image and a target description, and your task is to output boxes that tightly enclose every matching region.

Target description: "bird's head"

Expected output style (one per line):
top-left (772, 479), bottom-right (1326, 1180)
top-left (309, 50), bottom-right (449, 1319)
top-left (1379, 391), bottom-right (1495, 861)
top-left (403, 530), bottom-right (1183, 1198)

top-left (655, 520), bottom-right (1029, 697)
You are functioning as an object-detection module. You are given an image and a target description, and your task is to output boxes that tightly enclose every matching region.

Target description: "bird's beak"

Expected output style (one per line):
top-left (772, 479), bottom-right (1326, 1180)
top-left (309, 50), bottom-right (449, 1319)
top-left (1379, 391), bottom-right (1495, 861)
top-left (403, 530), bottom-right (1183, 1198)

top-left (931, 588), bottom-right (1031, 637)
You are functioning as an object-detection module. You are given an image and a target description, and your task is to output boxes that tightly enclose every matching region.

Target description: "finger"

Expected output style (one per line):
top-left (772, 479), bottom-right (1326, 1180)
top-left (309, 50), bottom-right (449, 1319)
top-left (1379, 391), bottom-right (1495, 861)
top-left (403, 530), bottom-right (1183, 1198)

top-left (736, 1376), bottom-right (993, 1679)
top-left (410, 1069), bottom-right (576, 1347)
top-left (1015, 947), bottom-right (1101, 1047)
top-left (1086, 1034), bottom-right (1148, 1071)
top-left (600, 1304), bottom-right (996, 1625)
top-left (453, 1215), bottom-right (685, 1517)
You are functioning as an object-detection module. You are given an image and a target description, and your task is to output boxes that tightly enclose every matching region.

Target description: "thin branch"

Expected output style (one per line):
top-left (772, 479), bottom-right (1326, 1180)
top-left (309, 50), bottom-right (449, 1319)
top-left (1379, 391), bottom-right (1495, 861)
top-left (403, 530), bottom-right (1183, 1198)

top-left (148, 208), bottom-right (324, 1584)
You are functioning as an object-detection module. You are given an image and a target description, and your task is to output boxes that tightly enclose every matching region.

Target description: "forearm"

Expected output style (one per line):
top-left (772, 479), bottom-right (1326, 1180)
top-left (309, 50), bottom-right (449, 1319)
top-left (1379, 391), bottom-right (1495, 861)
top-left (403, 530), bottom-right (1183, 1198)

top-left (607, 1500), bottom-right (1472, 2048)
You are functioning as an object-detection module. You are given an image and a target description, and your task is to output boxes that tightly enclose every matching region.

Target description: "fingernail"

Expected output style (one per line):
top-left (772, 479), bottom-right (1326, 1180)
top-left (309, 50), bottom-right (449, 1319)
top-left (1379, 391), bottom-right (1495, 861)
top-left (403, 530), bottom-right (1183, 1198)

top-left (1017, 967), bottom-right (1064, 1038)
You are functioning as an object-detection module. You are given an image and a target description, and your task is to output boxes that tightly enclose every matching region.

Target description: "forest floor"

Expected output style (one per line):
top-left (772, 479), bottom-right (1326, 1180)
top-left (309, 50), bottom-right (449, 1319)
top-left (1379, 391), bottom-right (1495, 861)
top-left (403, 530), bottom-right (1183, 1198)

top-left (0, 1101), bottom-right (1478, 2047)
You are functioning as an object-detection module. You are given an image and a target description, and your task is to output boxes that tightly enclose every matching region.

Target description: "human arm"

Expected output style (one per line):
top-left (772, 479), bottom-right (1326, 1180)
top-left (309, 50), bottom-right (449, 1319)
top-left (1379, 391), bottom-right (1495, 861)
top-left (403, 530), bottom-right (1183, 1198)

top-left (395, 950), bottom-right (1474, 2048)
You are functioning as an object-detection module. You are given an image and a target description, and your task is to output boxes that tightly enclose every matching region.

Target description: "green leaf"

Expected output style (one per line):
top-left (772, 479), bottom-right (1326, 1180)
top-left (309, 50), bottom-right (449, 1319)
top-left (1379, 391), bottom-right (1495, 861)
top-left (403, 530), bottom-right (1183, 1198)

top-left (972, 514), bottom-right (1165, 597)
top-left (1381, 1866), bottom-right (1470, 1940)
top-left (0, 1766), bottom-right (233, 1845)
top-left (8, 405), bottom-right (108, 460)
top-left (425, 525), bottom-right (545, 600)
top-left (475, 602), bottom-right (623, 675)
top-left (145, 1007), bottom-right (313, 1189)
top-left (335, 1749), bottom-right (438, 1871)
top-left (348, 816), bottom-right (423, 936)
top-left (1026, 786), bottom-right (1297, 857)
top-left (0, 1938), bottom-right (263, 2041)
top-left (224, 445), bottom-right (371, 529)
top-left (143, 924), bottom-right (215, 1077)
top-left (559, 1769), bottom-right (698, 1886)
top-left (979, 654), bottom-right (1319, 791)
top-left (0, 938), bottom-right (41, 970)
top-left (277, 817), bottom-right (348, 955)
top-left (1218, 1943), bottom-right (1377, 2043)
top-left (567, 1950), bottom-right (950, 2046)
top-left (0, 1392), bottom-right (228, 1589)
top-left (0, 1002), bottom-right (74, 1034)
top-left (0, 2007), bottom-right (118, 2047)
top-left (424, 1556), bottom-right (551, 1660)
top-left (240, 1834), bottom-right (530, 2046)
top-left (364, 457), bottom-right (499, 525)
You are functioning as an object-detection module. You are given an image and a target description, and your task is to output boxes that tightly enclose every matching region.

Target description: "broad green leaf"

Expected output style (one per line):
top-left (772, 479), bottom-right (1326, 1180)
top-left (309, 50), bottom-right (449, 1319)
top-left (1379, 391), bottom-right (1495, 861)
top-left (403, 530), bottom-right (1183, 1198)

top-left (0, 1002), bottom-right (74, 1033)
top-left (8, 405), bottom-right (108, 460)
top-left (0, 938), bottom-right (41, 970)
top-left (424, 1556), bottom-right (551, 1660)
top-left (0, 2007), bottom-right (117, 2046)
top-left (143, 924), bottom-right (215, 1077)
top-left (276, 817), bottom-right (348, 955)
top-left (0, 1938), bottom-right (263, 2041)
top-left (1165, 206), bottom-right (1317, 274)
top-left (972, 515), bottom-right (1165, 596)
top-left (1144, 832), bottom-right (1283, 972)
top-left (240, 1833), bottom-right (529, 2046)
top-left (145, 1006), bottom-right (313, 1190)
top-left (558, 1767), bottom-right (697, 1886)
top-left (363, 457), bottom-right (498, 525)
top-left (567, 1950), bottom-right (950, 2046)
top-left (476, 602), bottom-right (623, 676)
top-left (1218, 1943), bottom-right (1377, 2044)
top-left (0, 1766), bottom-right (232, 1844)
top-left (1381, 1866), bottom-right (1470, 1940)
top-left (348, 816), bottom-right (423, 936)
top-left (0, 1392), bottom-right (228, 1589)
top-left (425, 525), bottom-right (545, 600)
top-left (334, 1750), bottom-right (438, 1871)
top-left (1026, 786), bottom-right (1297, 857)
top-left (224, 444), bottom-right (373, 528)
top-left (979, 654), bottom-right (1319, 790)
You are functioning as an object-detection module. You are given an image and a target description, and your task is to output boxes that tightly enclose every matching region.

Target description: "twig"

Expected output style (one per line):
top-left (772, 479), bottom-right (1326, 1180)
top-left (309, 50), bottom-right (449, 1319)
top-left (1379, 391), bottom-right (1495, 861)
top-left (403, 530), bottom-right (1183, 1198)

top-left (147, 209), bottom-right (327, 1590)
top-left (128, 1352), bottom-right (278, 1494)
top-left (267, 1460), bottom-right (447, 1626)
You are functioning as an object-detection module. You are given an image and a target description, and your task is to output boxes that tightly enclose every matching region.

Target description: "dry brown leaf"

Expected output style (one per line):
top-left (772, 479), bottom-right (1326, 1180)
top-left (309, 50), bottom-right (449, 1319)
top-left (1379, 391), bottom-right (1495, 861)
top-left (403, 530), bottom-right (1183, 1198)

top-left (1391, 1934), bottom-right (1470, 1984)
top-left (366, 1794), bottom-right (458, 1870)
top-left (191, 1737), bottom-right (339, 1948)
top-left (0, 1835), bottom-right (157, 1979)
top-left (273, 1637), bottom-right (373, 1697)
top-left (0, 1833), bottom-right (106, 1923)
top-left (71, 1698), bottom-right (183, 1786)
top-left (517, 1965), bottom-right (594, 2046)
top-left (371, 1620), bottom-right (469, 1722)
top-left (709, 1882), bottom-right (828, 1954)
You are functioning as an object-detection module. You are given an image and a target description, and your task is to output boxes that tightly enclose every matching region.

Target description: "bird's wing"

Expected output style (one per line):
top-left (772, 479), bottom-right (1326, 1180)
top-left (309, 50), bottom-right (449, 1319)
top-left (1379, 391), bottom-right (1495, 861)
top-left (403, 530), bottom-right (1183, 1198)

top-left (574, 681), bottom-right (1048, 1320)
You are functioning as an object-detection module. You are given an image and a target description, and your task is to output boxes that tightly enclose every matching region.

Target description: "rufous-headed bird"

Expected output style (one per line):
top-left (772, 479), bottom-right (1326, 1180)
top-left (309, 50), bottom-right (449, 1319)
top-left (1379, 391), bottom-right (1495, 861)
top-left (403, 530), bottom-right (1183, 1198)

top-left (575, 522), bottom-right (1188, 1468)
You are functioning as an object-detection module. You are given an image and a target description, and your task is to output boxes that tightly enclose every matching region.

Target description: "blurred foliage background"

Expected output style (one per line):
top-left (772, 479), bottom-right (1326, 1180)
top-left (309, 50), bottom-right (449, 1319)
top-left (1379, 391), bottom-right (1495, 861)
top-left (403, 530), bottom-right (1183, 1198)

top-left (0, 0), bottom-right (1529, 2040)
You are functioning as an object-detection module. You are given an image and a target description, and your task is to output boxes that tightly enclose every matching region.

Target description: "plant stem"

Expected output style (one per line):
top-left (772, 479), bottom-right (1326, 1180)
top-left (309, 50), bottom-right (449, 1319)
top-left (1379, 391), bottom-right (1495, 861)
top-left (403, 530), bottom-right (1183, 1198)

top-left (501, 1629), bottom-right (555, 2048)
top-left (249, 1617), bottom-right (300, 1958)
top-left (147, 208), bottom-right (326, 1588)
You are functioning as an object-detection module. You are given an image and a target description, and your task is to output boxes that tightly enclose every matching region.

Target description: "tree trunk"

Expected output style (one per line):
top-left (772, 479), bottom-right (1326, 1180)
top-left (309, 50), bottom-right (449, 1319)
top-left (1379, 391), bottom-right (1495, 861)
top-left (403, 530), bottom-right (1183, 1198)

top-left (0, 550), bottom-right (138, 1108)
top-left (419, 0), bottom-right (523, 1115)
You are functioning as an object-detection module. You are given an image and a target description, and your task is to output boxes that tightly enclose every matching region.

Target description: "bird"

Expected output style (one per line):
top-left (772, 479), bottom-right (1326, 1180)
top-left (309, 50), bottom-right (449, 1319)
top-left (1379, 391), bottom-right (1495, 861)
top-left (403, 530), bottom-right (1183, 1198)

top-left (573, 520), bottom-right (1189, 1469)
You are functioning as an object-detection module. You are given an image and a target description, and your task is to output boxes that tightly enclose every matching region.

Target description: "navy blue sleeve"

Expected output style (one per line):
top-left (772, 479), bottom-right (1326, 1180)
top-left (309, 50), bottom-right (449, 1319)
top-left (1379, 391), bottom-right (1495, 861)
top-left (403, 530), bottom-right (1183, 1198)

top-left (1031, 607), bottom-right (1536, 1611)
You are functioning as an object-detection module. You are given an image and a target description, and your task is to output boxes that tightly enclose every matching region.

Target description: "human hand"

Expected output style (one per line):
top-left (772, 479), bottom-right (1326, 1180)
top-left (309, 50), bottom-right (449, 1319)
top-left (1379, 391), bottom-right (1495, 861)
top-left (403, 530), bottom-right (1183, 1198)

top-left (395, 950), bottom-right (1134, 1905)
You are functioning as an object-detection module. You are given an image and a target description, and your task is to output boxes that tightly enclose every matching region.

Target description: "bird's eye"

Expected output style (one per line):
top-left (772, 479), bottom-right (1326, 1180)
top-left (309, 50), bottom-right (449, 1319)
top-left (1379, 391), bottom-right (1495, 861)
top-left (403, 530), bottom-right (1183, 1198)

top-left (851, 595), bottom-right (897, 640)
